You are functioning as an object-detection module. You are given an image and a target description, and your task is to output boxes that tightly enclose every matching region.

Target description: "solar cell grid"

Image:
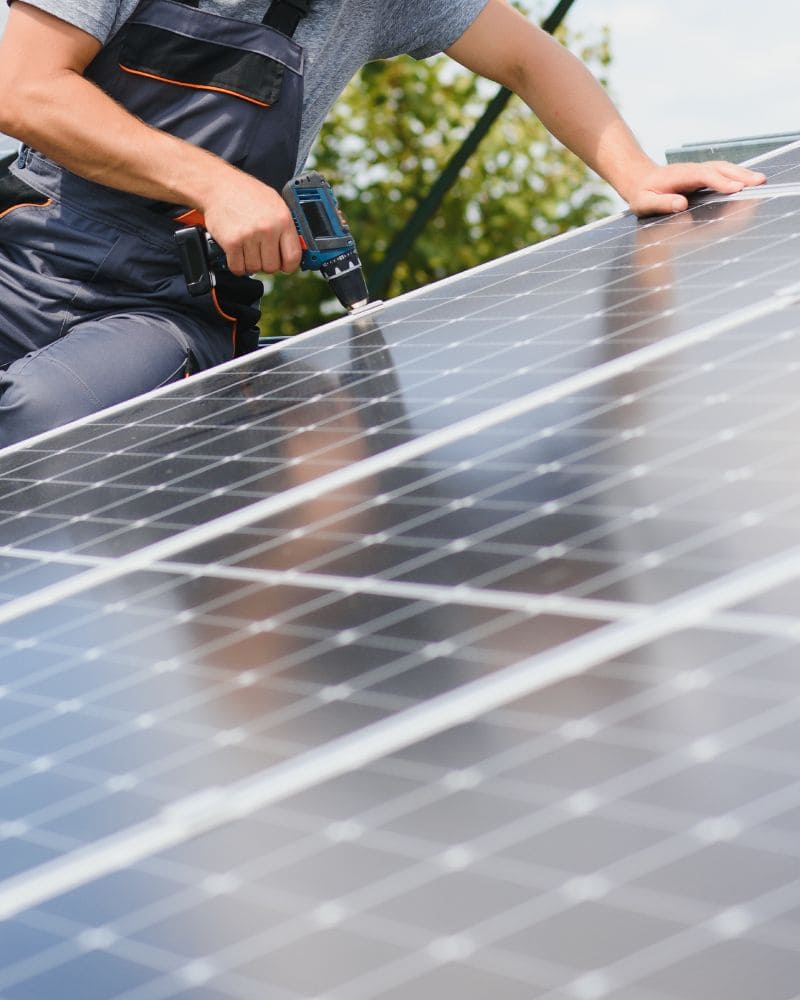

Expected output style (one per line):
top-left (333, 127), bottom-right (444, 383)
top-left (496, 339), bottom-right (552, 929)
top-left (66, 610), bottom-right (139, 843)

top-left (1, 140), bottom-right (800, 998)
top-left (0, 195), bottom-right (794, 600)
top-left (0, 559), bottom-right (606, 889)
top-left (3, 630), bottom-right (800, 1000)
top-left (749, 138), bottom-right (800, 184)
top-left (1, 195), bottom-right (797, 533)
top-left (171, 307), bottom-right (800, 607)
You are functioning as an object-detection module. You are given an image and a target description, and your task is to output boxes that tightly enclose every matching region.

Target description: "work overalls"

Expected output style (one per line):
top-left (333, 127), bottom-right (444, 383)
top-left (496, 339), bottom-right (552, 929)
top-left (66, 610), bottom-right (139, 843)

top-left (0, 0), bottom-right (307, 445)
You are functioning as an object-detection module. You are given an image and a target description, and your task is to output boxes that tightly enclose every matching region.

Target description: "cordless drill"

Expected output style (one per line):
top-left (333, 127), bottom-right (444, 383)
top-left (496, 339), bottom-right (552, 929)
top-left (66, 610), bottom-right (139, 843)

top-left (175, 171), bottom-right (370, 313)
top-left (282, 173), bottom-right (370, 312)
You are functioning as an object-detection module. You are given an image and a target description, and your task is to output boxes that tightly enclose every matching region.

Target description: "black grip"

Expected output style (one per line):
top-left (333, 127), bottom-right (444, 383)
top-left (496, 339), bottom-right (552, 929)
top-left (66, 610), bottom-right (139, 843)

top-left (175, 226), bottom-right (213, 296)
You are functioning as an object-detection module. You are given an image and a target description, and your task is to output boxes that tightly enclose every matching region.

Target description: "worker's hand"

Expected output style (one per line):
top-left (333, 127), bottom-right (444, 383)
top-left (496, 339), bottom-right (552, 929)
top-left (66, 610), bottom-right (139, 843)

top-left (202, 173), bottom-right (302, 276)
top-left (621, 161), bottom-right (767, 218)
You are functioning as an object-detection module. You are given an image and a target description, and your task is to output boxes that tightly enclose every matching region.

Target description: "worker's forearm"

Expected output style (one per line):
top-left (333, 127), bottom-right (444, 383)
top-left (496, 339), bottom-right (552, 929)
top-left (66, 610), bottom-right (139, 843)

top-left (2, 69), bottom-right (231, 211)
top-left (0, 0), bottom-right (299, 277)
top-left (2, 67), bottom-right (302, 274)
top-left (448, 0), bottom-right (765, 217)
top-left (511, 31), bottom-right (655, 200)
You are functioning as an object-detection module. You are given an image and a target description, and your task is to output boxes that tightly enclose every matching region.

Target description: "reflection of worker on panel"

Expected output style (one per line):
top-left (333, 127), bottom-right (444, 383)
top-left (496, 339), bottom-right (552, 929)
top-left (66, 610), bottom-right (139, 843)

top-left (593, 198), bottom-right (767, 605)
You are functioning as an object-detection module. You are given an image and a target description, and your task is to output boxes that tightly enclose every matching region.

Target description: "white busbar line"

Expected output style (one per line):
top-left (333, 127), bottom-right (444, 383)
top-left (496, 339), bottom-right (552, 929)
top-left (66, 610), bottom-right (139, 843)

top-left (0, 288), bottom-right (794, 634)
top-left (145, 559), bottom-right (800, 642)
top-left (0, 544), bottom-right (792, 640)
top-left (744, 137), bottom-right (800, 168)
top-left (154, 558), bottom-right (641, 623)
top-left (2, 534), bottom-right (800, 921)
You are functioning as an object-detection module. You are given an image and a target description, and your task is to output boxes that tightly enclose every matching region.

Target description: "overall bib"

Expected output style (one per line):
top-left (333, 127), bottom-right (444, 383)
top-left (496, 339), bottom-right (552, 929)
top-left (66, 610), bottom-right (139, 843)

top-left (0, 0), bottom-right (307, 446)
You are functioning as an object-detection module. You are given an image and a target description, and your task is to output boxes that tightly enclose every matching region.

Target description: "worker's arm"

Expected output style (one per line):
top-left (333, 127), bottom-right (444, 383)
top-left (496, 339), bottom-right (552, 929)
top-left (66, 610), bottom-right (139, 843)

top-left (0, 2), bottom-right (300, 275)
top-left (446, 0), bottom-right (766, 216)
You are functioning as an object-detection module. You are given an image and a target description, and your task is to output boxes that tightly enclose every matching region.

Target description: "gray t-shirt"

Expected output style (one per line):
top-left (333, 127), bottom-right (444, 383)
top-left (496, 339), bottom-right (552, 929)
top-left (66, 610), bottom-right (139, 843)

top-left (8, 0), bottom-right (489, 169)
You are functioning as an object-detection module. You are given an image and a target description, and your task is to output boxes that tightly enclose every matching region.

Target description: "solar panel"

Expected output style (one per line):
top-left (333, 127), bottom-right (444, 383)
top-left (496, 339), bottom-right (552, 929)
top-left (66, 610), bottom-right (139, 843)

top-left (1, 139), bottom-right (799, 999)
top-left (750, 138), bottom-right (800, 185)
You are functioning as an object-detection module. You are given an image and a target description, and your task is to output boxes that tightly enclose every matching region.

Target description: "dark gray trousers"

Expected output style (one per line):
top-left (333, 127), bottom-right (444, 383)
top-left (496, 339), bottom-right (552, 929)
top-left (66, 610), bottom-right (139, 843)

top-left (0, 183), bottom-right (235, 448)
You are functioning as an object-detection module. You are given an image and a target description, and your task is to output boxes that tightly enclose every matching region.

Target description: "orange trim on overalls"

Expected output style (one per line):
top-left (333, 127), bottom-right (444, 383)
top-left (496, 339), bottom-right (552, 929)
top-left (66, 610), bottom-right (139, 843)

top-left (175, 208), bottom-right (207, 227)
top-left (118, 64), bottom-right (273, 108)
top-left (211, 286), bottom-right (239, 355)
top-left (0, 198), bottom-right (53, 221)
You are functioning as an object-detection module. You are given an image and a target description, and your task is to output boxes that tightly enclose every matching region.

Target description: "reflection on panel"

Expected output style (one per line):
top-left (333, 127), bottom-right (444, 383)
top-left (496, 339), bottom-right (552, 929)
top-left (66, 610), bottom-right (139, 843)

top-left (1, 143), bottom-right (799, 1000)
top-left (4, 630), bottom-right (800, 1000)
top-left (0, 565), bottom-right (602, 882)
top-left (178, 306), bottom-right (800, 608)
top-left (0, 198), bottom-right (796, 573)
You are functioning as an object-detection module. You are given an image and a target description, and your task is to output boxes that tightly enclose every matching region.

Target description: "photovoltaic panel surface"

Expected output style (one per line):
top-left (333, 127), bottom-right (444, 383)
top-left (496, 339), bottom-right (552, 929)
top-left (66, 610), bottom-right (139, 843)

top-left (3, 629), bottom-right (800, 1000)
top-left (752, 137), bottom-right (800, 184)
top-left (0, 139), bottom-right (799, 999)
top-left (0, 193), bottom-right (797, 581)
top-left (175, 308), bottom-right (800, 603)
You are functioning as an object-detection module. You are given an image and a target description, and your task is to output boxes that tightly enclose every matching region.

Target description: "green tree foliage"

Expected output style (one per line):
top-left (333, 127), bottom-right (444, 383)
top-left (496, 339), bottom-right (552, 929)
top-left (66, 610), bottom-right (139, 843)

top-left (259, 11), bottom-right (612, 338)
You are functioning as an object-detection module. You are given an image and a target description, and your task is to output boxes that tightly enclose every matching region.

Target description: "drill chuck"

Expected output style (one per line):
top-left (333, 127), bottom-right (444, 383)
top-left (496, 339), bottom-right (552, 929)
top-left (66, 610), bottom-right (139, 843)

top-left (320, 250), bottom-right (369, 312)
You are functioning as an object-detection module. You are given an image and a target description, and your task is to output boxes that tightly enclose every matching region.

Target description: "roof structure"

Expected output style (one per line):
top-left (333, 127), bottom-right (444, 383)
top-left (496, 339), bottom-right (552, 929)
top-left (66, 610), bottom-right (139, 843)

top-left (666, 131), bottom-right (800, 165)
top-left (0, 139), bottom-right (799, 1000)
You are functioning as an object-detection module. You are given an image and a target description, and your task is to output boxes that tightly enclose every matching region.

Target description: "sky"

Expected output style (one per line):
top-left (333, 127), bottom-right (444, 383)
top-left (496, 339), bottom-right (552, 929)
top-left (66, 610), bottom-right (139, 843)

top-left (565, 0), bottom-right (799, 163)
top-left (1, 1), bottom-right (797, 166)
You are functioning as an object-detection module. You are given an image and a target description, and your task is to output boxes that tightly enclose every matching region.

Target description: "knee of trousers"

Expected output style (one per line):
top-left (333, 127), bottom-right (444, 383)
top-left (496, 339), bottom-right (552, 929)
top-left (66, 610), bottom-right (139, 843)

top-left (0, 314), bottom-right (223, 449)
top-left (0, 358), bottom-right (98, 448)
top-left (0, 334), bottom-right (189, 448)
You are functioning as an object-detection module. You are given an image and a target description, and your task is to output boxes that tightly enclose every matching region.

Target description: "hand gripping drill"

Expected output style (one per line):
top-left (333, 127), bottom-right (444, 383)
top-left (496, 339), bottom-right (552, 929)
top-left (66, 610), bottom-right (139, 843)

top-left (175, 171), bottom-right (371, 313)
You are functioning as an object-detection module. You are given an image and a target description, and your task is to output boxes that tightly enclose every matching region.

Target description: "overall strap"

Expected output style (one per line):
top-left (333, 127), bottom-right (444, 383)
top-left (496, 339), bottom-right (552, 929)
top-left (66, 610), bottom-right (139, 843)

top-left (262, 0), bottom-right (311, 37)
top-left (171, 0), bottom-right (309, 37)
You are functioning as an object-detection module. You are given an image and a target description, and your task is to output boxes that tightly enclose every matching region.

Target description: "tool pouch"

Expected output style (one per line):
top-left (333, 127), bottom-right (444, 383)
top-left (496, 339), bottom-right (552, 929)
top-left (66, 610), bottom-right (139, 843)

top-left (215, 270), bottom-right (265, 356)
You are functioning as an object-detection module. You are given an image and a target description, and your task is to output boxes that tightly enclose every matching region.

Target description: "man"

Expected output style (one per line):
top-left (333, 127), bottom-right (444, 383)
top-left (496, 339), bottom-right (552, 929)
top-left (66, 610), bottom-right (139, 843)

top-left (0, 0), bottom-right (765, 446)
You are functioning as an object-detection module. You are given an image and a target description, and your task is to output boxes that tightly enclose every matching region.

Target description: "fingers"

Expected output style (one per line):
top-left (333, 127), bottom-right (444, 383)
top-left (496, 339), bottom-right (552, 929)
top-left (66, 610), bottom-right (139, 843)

top-left (204, 179), bottom-right (302, 277)
top-left (656, 161), bottom-right (767, 197)
top-left (222, 223), bottom-right (300, 276)
top-left (225, 244), bottom-right (246, 278)
top-left (242, 239), bottom-right (269, 276)
top-left (630, 191), bottom-right (688, 219)
top-left (653, 163), bottom-right (735, 196)
top-left (696, 165), bottom-right (745, 195)
top-left (712, 161), bottom-right (766, 186)
top-left (279, 227), bottom-right (303, 274)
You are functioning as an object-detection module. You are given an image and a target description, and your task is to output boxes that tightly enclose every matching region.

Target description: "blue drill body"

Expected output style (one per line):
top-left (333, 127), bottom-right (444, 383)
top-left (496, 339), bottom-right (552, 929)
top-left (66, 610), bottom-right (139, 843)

top-left (282, 172), bottom-right (369, 311)
top-left (282, 173), bottom-right (357, 271)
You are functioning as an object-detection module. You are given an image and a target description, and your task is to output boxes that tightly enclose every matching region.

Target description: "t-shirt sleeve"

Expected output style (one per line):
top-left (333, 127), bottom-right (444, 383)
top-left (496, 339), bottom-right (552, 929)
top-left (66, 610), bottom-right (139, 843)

top-left (6, 0), bottom-right (122, 43)
top-left (372, 0), bottom-right (491, 61)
